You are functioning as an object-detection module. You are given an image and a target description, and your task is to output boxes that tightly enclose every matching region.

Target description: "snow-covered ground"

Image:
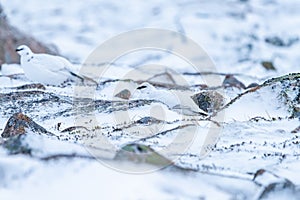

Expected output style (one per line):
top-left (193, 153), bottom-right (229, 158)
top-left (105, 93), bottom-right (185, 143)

top-left (0, 0), bottom-right (300, 199)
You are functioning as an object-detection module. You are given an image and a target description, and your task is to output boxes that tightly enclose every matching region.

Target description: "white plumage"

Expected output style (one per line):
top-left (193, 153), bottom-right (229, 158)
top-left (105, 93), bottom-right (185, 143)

top-left (132, 82), bottom-right (208, 116)
top-left (16, 45), bottom-right (83, 85)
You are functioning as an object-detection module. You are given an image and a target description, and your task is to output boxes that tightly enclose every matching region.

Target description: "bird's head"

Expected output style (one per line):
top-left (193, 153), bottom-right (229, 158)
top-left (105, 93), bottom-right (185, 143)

top-left (16, 45), bottom-right (33, 56)
top-left (132, 82), bottom-right (156, 98)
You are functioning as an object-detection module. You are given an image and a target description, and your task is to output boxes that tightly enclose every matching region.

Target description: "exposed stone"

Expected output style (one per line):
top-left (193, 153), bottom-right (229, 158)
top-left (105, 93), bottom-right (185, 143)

top-left (2, 135), bottom-right (32, 155)
top-left (291, 125), bottom-right (300, 134)
top-left (136, 116), bottom-right (163, 125)
top-left (265, 36), bottom-right (299, 47)
top-left (1, 113), bottom-right (54, 138)
top-left (291, 107), bottom-right (300, 119)
top-left (114, 89), bottom-right (131, 100)
top-left (14, 83), bottom-right (46, 90)
top-left (222, 75), bottom-right (246, 89)
top-left (261, 61), bottom-right (276, 71)
top-left (191, 91), bottom-right (225, 113)
top-left (246, 83), bottom-right (259, 89)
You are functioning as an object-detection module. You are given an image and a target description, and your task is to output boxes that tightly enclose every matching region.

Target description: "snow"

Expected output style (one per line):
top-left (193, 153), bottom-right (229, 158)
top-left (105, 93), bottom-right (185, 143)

top-left (0, 157), bottom-right (234, 200)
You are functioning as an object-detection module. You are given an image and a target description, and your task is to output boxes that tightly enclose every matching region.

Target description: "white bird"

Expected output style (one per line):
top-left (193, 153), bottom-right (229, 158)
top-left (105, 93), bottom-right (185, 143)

top-left (16, 45), bottom-right (84, 85)
top-left (132, 82), bottom-right (208, 116)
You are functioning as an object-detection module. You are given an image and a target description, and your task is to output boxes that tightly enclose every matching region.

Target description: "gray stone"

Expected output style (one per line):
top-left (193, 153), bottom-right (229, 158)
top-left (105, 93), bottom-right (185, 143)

top-left (191, 91), bottom-right (225, 113)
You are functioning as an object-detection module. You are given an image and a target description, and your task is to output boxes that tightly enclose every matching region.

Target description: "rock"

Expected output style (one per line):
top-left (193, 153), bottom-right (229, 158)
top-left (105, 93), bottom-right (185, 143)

top-left (191, 91), bottom-right (225, 113)
top-left (291, 125), bottom-right (300, 134)
top-left (265, 36), bottom-right (299, 47)
top-left (114, 89), bottom-right (131, 100)
top-left (1, 113), bottom-right (54, 138)
top-left (0, 4), bottom-right (58, 66)
top-left (246, 83), bottom-right (259, 89)
top-left (1, 113), bottom-right (56, 155)
top-left (291, 107), bottom-right (300, 119)
top-left (14, 83), bottom-right (46, 90)
top-left (261, 61), bottom-right (276, 71)
top-left (222, 75), bottom-right (246, 89)
top-left (114, 143), bottom-right (173, 167)
top-left (2, 134), bottom-right (32, 155)
top-left (136, 116), bottom-right (163, 125)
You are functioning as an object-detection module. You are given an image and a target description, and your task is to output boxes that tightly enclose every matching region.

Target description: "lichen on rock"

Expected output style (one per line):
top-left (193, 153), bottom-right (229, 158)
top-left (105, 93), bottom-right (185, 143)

top-left (191, 91), bottom-right (225, 113)
top-left (1, 112), bottom-right (54, 138)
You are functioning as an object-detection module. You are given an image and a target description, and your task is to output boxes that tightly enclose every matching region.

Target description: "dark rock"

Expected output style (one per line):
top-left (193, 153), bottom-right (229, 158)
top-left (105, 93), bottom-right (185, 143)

top-left (291, 107), bottom-right (300, 119)
top-left (265, 36), bottom-right (299, 47)
top-left (2, 134), bottom-right (32, 155)
top-left (0, 4), bottom-right (58, 65)
top-left (191, 91), bottom-right (225, 113)
top-left (222, 75), bottom-right (246, 89)
top-left (291, 125), bottom-right (300, 134)
top-left (114, 89), bottom-right (131, 100)
top-left (261, 61), bottom-right (276, 71)
top-left (14, 83), bottom-right (46, 90)
top-left (246, 83), bottom-right (259, 89)
top-left (1, 113), bottom-right (54, 138)
top-left (136, 116), bottom-right (163, 125)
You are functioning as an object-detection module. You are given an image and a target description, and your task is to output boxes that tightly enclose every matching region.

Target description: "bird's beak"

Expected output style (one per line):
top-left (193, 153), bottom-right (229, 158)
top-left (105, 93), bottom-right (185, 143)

top-left (137, 85), bottom-right (147, 90)
top-left (15, 48), bottom-right (23, 52)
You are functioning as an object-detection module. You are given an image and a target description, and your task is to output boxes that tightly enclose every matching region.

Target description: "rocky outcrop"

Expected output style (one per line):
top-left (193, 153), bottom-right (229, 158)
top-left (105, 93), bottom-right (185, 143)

top-left (1, 112), bottom-right (55, 155)
top-left (1, 112), bottom-right (54, 138)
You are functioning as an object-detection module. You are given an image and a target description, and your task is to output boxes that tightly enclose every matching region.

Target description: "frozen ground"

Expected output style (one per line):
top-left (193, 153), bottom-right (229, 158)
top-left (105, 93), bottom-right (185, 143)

top-left (0, 0), bottom-right (300, 199)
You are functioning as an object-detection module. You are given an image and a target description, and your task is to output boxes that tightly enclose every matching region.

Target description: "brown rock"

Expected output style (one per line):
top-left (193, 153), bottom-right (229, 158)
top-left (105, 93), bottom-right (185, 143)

top-left (191, 91), bottom-right (225, 113)
top-left (14, 83), bottom-right (46, 90)
top-left (222, 75), bottom-right (246, 89)
top-left (114, 89), bottom-right (131, 100)
top-left (0, 4), bottom-right (58, 66)
top-left (261, 61), bottom-right (276, 71)
top-left (1, 112), bottom-right (54, 138)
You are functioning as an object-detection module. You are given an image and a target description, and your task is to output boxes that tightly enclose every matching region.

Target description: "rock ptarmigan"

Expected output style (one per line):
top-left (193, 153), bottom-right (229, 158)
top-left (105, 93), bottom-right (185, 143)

top-left (16, 45), bottom-right (84, 85)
